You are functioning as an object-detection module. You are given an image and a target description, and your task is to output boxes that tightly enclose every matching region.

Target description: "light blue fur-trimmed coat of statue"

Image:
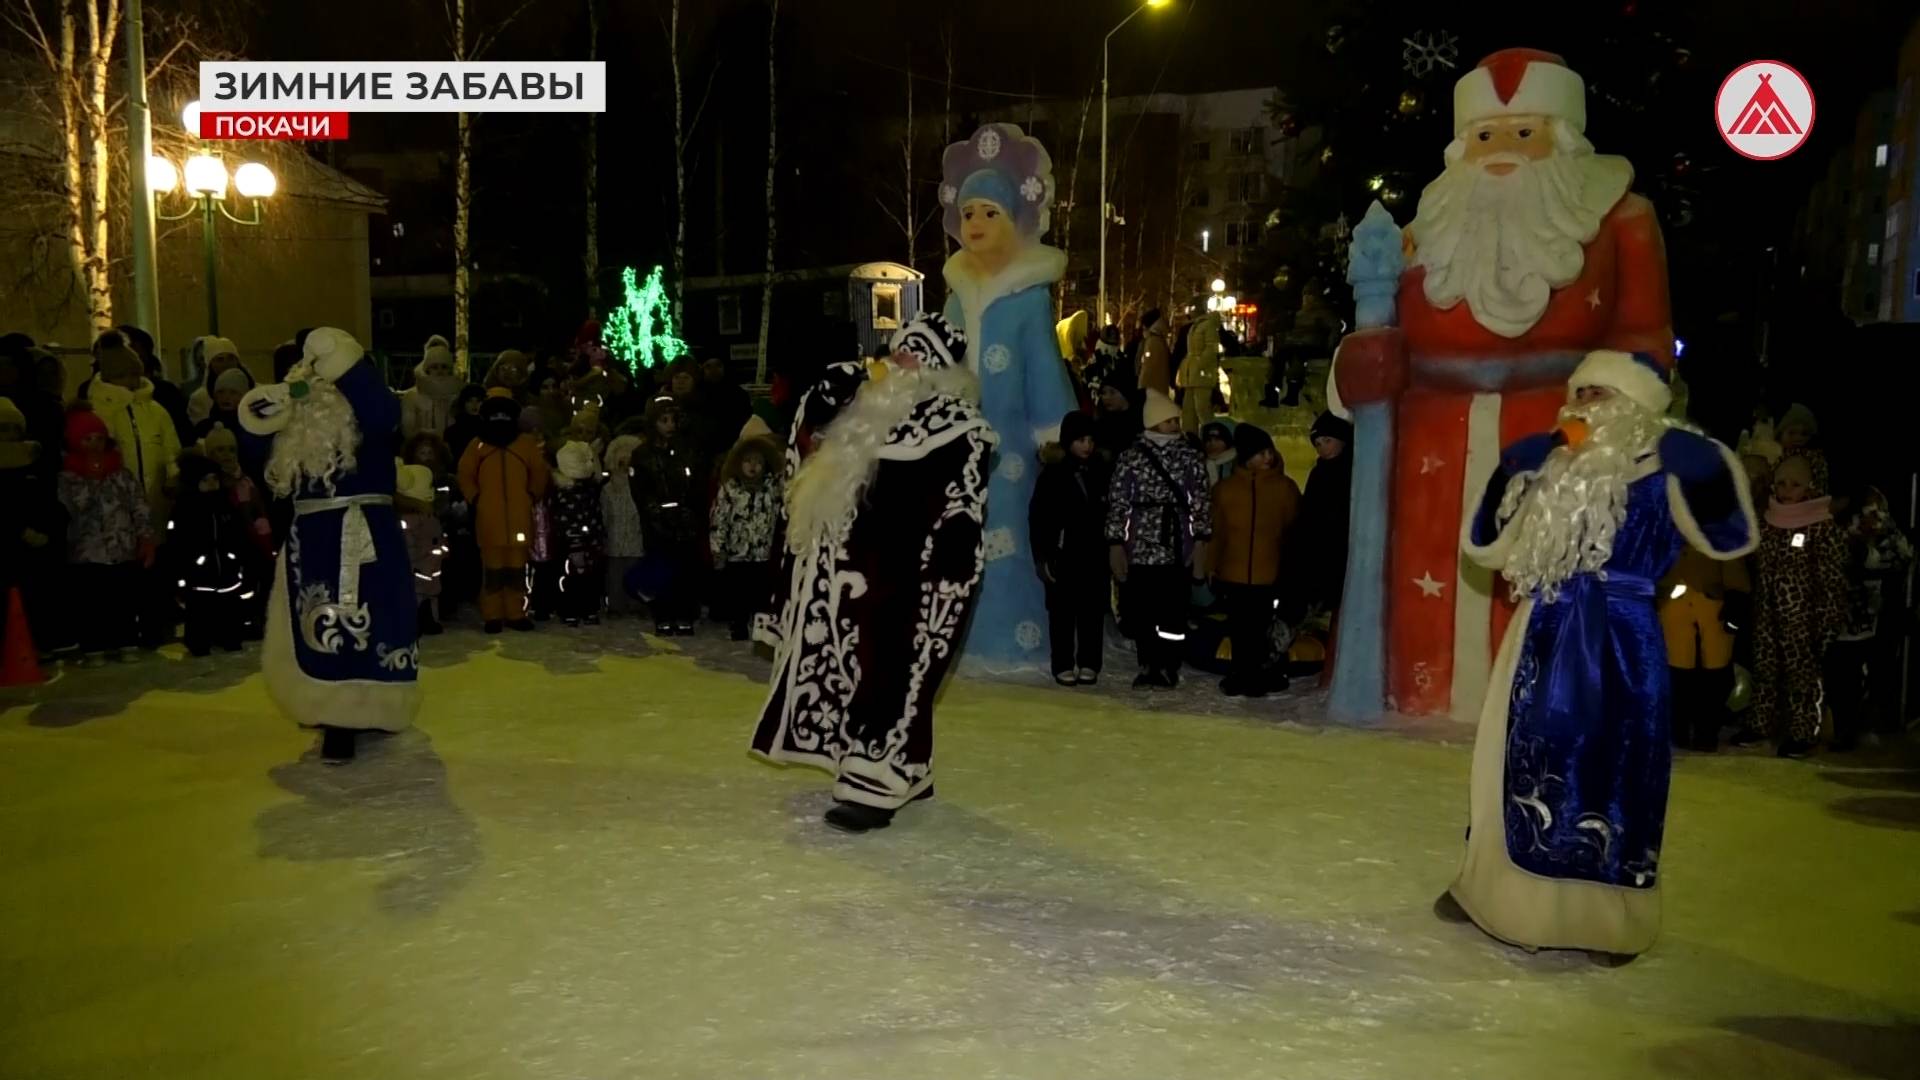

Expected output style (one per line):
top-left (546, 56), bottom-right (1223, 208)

top-left (943, 243), bottom-right (1077, 672)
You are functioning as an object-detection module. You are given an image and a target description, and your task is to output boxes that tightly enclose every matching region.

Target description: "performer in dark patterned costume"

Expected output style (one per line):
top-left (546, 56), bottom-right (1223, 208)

top-left (750, 314), bottom-right (996, 833)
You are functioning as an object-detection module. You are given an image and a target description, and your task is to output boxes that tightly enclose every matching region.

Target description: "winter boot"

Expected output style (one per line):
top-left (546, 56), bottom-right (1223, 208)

top-left (417, 599), bottom-right (443, 636)
top-left (823, 801), bottom-right (895, 833)
top-left (320, 726), bottom-right (357, 765)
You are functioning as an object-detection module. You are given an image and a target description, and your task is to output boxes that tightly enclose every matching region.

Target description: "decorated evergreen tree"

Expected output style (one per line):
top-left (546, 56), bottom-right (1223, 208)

top-left (601, 265), bottom-right (691, 375)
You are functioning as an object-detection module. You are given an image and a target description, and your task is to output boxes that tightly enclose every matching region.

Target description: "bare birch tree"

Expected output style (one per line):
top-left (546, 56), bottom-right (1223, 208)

top-left (583, 0), bottom-right (599, 312)
top-left (447, 0), bottom-right (534, 375)
top-left (666, 0), bottom-right (720, 323)
top-left (753, 0), bottom-right (777, 383)
top-left (6, 0), bottom-right (124, 337)
top-left (1056, 86), bottom-right (1093, 313)
top-left (873, 64), bottom-right (938, 272)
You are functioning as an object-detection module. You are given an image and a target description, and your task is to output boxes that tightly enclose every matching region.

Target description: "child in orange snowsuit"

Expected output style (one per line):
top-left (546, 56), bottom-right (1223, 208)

top-left (457, 388), bottom-right (549, 633)
top-left (1657, 548), bottom-right (1750, 752)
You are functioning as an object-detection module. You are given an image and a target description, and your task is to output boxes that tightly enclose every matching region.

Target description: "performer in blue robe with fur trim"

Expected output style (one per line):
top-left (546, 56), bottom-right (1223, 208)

top-left (1442, 349), bottom-right (1755, 960)
top-left (240, 328), bottom-right (421, 764)
top-left (939, 123), bottom-right (1079, 672)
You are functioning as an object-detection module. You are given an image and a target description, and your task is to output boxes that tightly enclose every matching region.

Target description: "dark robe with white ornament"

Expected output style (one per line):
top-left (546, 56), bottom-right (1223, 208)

top-left (750, 375), bottom-right (996, 809)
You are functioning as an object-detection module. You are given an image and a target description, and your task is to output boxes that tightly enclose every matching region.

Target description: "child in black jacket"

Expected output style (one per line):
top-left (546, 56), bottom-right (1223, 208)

top-left (1029, 410), bottom-right (1111, 685)
top-left (168, 452), bottom-right (251, 655)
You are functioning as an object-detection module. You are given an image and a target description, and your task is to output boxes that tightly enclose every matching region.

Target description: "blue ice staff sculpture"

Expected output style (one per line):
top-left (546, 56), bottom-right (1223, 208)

top-left (1348, 201), bottom-right (1404, 331)
top-left (1328, 199), bottom-right (1404, 722)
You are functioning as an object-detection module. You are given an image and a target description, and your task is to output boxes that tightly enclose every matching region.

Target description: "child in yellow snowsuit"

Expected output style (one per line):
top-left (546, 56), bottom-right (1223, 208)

top-left (1657, 548), bottom-right (1749, 751)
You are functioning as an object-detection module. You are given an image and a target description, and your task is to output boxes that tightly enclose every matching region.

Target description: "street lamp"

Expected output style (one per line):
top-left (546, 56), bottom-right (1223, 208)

top-left (1211, 278), bottom-right (1227, 294)
top-left (151, 110), bottom-right (276, 335)
top-left (1099, 0), bottom-right (1172, 328)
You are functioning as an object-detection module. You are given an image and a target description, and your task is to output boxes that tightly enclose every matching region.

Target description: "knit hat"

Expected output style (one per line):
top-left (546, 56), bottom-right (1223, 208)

top-left (1566, 349), bottom-right (1672, 416)
top-left (396, 463), bottom-right (436, 504)
top-left (1201, 420), bottom-right (1235, 446)
top-left (64, 406), bottom-right (108, 449)
top-left (200, 422), bottom-right (237, 452)
top-left (1311, 411), bottom-right (1354, 445)
top-left (96, 344), bottom-right (142, 384)
top-left (422, 334), bottom-right (454, 370)
top-left (1779, 403), bottom-right (1818, 437)
top-left (604, 433), bottom-right (643, 473)
top-left (556, 440), bottom-right (599, 482)
top-left (889, 312), bottom-right (967, 371)
top-left (195, 335), bottom-right (239, 365)
top-left (214, 366), bottom-right (253, 394)
top-left (1059, 409), bottom-right (1097, 447)
top-left (1233, 422), bottom-right (1278, 465)
top-left (739, 414), bottom-right (774, 441)
top-left (0, 397), bottom-right (24, 431)
top-left (1142, 389), bottom-right (1180, 430)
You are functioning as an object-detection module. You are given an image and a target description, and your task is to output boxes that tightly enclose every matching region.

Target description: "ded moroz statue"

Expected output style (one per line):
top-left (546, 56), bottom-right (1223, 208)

top-left (1327, 48), bottom-right (1673, 722)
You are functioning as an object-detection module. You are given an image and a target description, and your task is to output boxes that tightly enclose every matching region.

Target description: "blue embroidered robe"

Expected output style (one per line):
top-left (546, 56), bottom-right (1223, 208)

top-left (265, 360), bottom-right (421, 731)
top-left (1452, 434), bottom-right (1755, 954)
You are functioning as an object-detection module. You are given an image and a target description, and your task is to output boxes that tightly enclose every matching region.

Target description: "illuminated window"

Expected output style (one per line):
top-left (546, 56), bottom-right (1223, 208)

top-left (1875, 143), bottom-right (1890, 167)
top-left (871, 283), bottom-right (902, 330)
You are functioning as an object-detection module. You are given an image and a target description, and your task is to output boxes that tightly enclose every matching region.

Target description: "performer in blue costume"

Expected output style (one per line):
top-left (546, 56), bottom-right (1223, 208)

top-left (1443, 350), bottom-right (1755, 961)
top-left (939, 122), bottom-right (1079, 672)
top-left (240, 328), bottom-right (421, 764)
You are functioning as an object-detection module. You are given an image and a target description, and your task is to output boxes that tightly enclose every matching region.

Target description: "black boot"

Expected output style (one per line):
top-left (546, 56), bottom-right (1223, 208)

top-left (417, 599), bottom-right (443, 636)
top-left (823, 801), bottom-right (895, 833)
top-left (320, 726), bottom-right (357, 765)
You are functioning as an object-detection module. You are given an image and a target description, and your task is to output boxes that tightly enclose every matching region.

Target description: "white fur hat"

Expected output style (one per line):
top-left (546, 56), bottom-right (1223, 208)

top-left (396, 463), bottom-right (436, 504)
top-left (1453, 48), bottom-right (1586, 135)
top-left (1142, 389), bottom-right (1181, 430)
top-left (1567, 349), bottom-right (1672, 416)
top-left (556, 439), bottom-right (599, 481)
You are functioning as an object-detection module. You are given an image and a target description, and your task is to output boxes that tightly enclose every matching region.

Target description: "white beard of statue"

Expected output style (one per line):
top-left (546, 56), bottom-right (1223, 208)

top-left (1497, 394), bottom-right (1672, 603)
top-left (264, 363), bottom-right (362, 498)
top-left (1410, 119), bottom-right (1633, 339)
top-left (786, 363), bottom-right (978, 553)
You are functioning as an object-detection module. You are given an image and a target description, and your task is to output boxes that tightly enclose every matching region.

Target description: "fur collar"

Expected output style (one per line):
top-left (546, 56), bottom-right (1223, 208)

top-left (943, 245), bottom-right (1066, 372)
top-left (88, 377), bottom-right (154, 410)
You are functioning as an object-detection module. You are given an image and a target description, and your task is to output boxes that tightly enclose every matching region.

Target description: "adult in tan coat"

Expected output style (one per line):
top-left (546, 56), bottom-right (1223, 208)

top-left (1205, 424), bottom-right (1300, 697)
top-left (457, 388), bottom-right (549, 632)
top-left (1176, 314), bottom-right (1223, 434)
top-left (1135, 308), bottom-right (1173, 398)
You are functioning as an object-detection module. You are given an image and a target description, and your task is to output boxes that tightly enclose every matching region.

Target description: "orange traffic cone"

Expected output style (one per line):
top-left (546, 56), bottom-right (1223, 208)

top-left (1, 586), bottom-right (44, 686)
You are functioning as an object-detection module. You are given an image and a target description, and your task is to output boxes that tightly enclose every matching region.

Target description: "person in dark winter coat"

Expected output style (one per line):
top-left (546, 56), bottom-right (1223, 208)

top-left (631, 395), bottom-right (704, 635)
top-left (1107, 389), bottom-right (1212, 689)
top-left (551, 440), bottom-right (607, 626)
top-left (1287, 411), bottom-right (1354, 619)
top-left (1030, 409), bottom-right (1111, 685)
top-left (444, 384), bottom-right (489, 463)
top-left (0, 397), bottom-right (65, 653)
top-left (1092, 382), bottom-right (1140, 463)
top-left (700, 357), bottom-right (755, 461)
top-left (1, 346), bottom-right (68, 475)
top-left (166, 452), bottom-right (251, 656)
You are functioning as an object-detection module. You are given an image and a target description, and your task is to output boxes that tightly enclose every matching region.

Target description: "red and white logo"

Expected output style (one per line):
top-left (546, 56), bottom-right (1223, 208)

top-left (1716, 60), bottom-right (1814, 161)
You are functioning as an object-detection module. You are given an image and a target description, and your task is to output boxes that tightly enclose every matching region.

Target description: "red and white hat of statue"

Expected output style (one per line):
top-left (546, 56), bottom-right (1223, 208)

top-left (1452, 48), bottom-right (1587, 135)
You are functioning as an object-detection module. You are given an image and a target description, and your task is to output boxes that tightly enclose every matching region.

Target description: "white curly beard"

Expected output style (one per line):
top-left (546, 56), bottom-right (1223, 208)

top-left (264, 366), bottom-right (361, 497)
top-left (785, 364), bottom-right (977, 553)
top-left (1410, 121), bottom-right (1631, 339)
top-left (1498, 395), bottom-right (1672, 603)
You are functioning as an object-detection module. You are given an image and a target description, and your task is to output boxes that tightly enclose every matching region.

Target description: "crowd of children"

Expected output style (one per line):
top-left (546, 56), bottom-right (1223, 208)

top-left (1658, 403), bottom-right (1916, 758)
top-left (0, 328), bottom-right (789, 668)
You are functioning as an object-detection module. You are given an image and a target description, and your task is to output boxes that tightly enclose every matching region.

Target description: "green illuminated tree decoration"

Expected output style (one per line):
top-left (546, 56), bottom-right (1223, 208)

top-left (602, 265), bottom-right (689, 372)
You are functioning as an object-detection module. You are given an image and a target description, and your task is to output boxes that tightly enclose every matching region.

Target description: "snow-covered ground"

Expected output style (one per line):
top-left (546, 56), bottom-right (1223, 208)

top-left (4, 619), bottom-right (1917, 1079)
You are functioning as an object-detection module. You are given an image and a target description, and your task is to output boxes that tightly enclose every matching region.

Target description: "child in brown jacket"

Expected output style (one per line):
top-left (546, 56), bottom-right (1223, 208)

top-left (1205, 424), bottom-right (1301, 697)
top-left (457, 388), bottom-right (550, 633)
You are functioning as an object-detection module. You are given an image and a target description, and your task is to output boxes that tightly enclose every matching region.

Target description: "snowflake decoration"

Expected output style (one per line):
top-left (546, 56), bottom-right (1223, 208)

top-left (1015, 621), bottom-right (1043, 651)
top-left (977, 128), bottom-right (1002, 159)
top-left (939, 183), bottom-right (957, 206)
top-left (1020, 176), bottom-right (1044, 203)
top-left (1401, 31), bottom-right (1460, 78)
top-left (982, 344), bottom-right (1011, 374)
top-left (982, 527), bottom-right (1016, 562)
top-left (999, 453), bottom-right (1025, 483)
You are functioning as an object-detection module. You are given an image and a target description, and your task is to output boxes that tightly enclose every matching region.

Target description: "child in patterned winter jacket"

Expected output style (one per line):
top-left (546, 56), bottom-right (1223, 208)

top-left (600, 435), bottom-right (645, 617)
top-left (56, 408), bottom-right (154, 665)
top-left (551, 440), bottom-right (606, 626)
top-left (396, 463), bottom-right (447, 635)
top-left (709, 417), bottom-right (785, 641)
top-left (1106, 390), bottom-right (1212, 690)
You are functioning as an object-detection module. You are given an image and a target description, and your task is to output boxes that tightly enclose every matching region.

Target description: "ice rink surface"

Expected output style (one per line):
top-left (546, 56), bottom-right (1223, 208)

top-left (4, 623), bottom-right (1917, 1079)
